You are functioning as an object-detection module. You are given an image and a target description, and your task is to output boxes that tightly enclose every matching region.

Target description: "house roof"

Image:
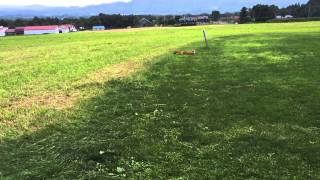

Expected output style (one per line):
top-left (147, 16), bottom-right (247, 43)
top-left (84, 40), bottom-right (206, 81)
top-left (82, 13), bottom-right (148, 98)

top-left (139, 18), bottom-right (152, 23)
top-left (5, 29), bottom-right (15, 33)
top-left (93, 26), bottom-right (105, 28)
top-left (0, 27), bottom-right (8, 32)
top-left (15, 27), bottom-right (25, 30)
top-left (23, 26), bottom-right (59, 31)
top-left (59, 25), bottom-right (69, 29)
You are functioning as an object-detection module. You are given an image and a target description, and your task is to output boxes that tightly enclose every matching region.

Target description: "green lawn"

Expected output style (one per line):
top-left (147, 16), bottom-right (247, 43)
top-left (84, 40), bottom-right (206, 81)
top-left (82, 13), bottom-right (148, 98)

top-left (1, 22), bottom-right (320, 179)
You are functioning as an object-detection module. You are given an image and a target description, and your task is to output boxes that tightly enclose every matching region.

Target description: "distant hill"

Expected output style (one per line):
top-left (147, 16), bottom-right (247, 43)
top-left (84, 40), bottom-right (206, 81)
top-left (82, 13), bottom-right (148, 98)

top-left (0, 0), bottom-right (308, 18)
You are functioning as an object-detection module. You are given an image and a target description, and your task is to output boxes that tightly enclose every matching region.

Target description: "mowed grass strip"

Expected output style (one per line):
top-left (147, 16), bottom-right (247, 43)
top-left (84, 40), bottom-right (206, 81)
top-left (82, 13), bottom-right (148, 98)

top-left (0, 22), bottom-right (320, 178)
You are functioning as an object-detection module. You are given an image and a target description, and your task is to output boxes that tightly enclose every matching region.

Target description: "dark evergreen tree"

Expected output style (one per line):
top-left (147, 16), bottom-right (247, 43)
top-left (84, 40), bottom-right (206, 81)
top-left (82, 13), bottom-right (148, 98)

top-left (212, 11), bottom-right (221, 21)
top-left (252, 4), bottom-right (277, 21)
top-left (239, 7), bottom-right (251, 23)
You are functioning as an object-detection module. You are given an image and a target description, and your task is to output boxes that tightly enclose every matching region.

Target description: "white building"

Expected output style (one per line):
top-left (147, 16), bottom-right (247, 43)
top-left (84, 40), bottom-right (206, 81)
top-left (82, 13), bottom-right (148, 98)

top-left (67, 24), bottom-right (77, 32)
top-left (0, 26), bottom-right (8, 37)
top-left (284, 15), bottom-right (294, 19)
top-left (23, 26), bottom-right (59, 35)
top-left (59, 25), bottom-right (70, 33)
top-left (59, 24), bottom-right (77, 33)
top-left (179, 16), bottom-right (209, 22)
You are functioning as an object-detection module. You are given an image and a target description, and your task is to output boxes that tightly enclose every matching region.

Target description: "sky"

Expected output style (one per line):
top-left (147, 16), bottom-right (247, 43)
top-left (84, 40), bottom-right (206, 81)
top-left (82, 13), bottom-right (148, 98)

top-left (0, 0), bottom-right (308, 16)
top-left (0, 0), bottom-right (307, 7)
top-left (0, 0), bottom-right (131, 7)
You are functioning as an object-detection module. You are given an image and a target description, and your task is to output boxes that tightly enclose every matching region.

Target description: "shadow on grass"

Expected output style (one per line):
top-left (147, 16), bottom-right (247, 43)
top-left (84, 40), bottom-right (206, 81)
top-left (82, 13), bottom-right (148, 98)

top-left (1, 32), bottom-right (320, 179)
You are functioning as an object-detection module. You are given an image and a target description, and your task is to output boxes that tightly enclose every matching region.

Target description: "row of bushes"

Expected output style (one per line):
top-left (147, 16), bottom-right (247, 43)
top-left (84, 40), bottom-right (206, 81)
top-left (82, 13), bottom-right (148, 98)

top-left (267, 17), bottom-right (320, 23)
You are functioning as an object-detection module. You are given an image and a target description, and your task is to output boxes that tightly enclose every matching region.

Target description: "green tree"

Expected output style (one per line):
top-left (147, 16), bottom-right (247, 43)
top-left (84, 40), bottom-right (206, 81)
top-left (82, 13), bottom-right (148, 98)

top-left (212, 11), bottom-right (221, 21)
top-left (239, 7), bottom-right (251, 23)
top-left (307, 0), bottom-right (320, 17)
top-left (270, 5), bottom-right (280, 15)
top-left (252, 4), bottom-right (277, 22)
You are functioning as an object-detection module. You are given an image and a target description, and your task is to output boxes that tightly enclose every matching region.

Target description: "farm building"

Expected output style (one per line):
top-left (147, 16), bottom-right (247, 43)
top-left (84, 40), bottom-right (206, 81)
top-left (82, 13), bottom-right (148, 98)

top-left (285, 15), bottom-right (294, 19)
top-left (23, 26), bottom-right (60, 35)
top-left (5, 29), bottom-right (16, 36)
top-left (2, 25), bottom-right (76, 36)
top-left (276, 15), bottom-right (294, 19)
top-left (59, 25), bottom-right (70, 33)
top-left (59, 24), bottom-right (77, 33)
top-left (66, 24), bottom-right (77, 32)
top-left (179, 16), bottom-right (209, 25)
top-left (15, 27), bottom-right (25, 35)
top-left (220, 16), bottom-right (240, 24)
top-left (0, 26), bottom-right (8, 37)
top-left (138, 18), bottom-right (153, 27)
top-left (92, 26), bottom-right (106, 31)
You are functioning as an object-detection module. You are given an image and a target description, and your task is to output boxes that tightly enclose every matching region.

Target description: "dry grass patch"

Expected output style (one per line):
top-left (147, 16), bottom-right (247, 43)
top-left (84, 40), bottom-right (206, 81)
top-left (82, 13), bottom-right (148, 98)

top-left (3, 60), bottom-right (143, 113)
top-left (80, 60), bottom-right (142, 85)
top-left (3, 91), bottom-right (81, 112)
top-left (2, 60), bottom-right (144, 117)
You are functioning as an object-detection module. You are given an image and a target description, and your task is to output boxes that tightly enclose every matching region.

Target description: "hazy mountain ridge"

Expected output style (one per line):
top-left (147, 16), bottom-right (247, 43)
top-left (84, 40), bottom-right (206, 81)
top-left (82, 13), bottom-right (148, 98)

top-left (0, 0), bottom-right (307, 18)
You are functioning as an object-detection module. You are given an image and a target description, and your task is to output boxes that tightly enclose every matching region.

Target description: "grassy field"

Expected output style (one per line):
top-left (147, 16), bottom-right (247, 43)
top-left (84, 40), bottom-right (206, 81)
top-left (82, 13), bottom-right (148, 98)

top-left (0, 22), bottom-right (320, 179)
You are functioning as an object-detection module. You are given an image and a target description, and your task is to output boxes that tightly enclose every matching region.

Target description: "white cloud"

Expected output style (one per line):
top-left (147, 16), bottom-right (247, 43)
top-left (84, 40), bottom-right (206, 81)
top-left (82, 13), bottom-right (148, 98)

top-left (0, 0), bottom-right (131, 7)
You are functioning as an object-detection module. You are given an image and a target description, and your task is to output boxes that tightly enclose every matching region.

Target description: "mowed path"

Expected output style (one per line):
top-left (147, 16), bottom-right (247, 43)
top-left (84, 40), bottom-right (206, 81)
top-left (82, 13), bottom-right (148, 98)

top-left (0, 22), bottom-right (320, 179)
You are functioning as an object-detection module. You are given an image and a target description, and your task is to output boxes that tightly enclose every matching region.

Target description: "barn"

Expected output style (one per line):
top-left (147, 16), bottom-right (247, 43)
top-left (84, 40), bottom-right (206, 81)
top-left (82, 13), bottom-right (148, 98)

top-left (15, 27), bottom-right (25, 35)
top-left (0, 26), bottom-right (8, 37)
top-left (6, 29), bottom-right (16, 36)
top-left (5, 29), bottom-right (16, 36)
top-left (23, 26), bottom-right (60, 35)
top-left (138, 18), bottom-right (153, 27)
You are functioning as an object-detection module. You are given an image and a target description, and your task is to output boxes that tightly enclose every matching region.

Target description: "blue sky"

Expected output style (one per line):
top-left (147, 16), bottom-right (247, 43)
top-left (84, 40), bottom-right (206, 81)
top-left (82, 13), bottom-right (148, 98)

top-left (0, 0), bottom-right (130, 7)
top-left (0, 0), bottom-right (307, 7)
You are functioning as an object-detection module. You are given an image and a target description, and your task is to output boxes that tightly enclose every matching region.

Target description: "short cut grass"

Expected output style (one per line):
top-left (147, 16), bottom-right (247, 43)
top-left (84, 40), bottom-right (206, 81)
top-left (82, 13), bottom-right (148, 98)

top-left (0, 22), bottom-right (320, 179)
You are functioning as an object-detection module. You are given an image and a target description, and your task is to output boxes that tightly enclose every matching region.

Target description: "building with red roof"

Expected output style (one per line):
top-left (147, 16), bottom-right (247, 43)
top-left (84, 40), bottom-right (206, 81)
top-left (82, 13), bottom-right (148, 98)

top-left (5, 29), bottom-right (16, 36)
top-left (23, 25), bottom-right (59, 35)
top-left (1, 24), bottom-right (77, 36)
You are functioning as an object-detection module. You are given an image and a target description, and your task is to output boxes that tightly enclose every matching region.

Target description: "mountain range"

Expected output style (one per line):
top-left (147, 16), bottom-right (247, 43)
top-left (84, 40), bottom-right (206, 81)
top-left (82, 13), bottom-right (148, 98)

top-left (0, 0), bottom-right (308, 18)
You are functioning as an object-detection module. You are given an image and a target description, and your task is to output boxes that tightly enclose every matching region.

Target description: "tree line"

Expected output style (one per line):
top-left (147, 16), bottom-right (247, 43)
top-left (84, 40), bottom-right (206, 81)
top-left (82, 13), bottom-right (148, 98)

top-left (0, 14), bottom-right (184, 29)
top-left (240, 0), bottom-right (320, 23)
top-left (0, 0), bottom-right (319, 28)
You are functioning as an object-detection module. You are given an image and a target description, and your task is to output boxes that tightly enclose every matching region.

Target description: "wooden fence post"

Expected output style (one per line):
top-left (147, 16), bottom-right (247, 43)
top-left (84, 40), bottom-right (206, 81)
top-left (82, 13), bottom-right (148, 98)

top-left (203, 30), bottom-right (209, 49)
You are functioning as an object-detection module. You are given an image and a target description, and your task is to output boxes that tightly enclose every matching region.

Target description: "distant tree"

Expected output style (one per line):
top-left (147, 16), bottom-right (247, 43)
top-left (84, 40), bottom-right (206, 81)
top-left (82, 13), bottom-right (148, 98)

top-left (307, 0), bottom-right (320, 17)
top-left (252, 4), bottom-right (277, 21)
top-left (239, 7), bottom-right (251, 23)
top-left (279, 4), bottom-right (304, 17)
top-left (14, 18), bottom-right (27, 27)
top-left (167, 16), bottom-right (177, 25)
top-left (175, 15), bottom-right (182, 22)
top-left (270, 5), bottom-right (280, 15)
top-left (211, 11), bottom-right (221, 21)
top-left (0, 19), bottom-right (8, 26)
